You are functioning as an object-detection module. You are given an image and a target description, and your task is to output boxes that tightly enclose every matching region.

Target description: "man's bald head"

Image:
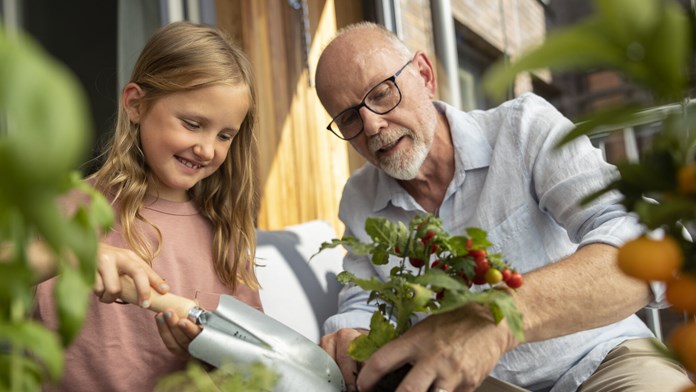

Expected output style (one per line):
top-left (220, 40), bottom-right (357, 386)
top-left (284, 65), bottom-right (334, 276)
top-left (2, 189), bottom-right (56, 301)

top-left (315, 22), bottom-right (412, 114)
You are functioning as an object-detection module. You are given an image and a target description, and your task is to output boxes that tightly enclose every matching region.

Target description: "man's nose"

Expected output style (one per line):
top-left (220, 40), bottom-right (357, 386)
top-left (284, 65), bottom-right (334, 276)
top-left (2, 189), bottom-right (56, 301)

top-left (359, 106), bottom-right (388, 137)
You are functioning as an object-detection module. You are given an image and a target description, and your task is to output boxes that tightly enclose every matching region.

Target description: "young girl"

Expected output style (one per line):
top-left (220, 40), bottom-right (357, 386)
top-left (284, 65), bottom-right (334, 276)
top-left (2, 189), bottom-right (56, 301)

top-left (33, 21), bottom-right (262, 391)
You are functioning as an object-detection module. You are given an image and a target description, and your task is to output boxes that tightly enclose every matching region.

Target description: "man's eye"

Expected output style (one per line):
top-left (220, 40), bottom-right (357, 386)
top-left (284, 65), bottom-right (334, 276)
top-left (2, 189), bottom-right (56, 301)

top-left (337, 110), bottom-right (359, 126)
top-left (369, 83), bottom-right (392, 103)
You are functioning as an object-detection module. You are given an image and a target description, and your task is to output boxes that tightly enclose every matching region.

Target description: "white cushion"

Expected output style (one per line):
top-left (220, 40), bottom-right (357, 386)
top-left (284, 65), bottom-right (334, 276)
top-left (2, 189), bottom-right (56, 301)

top-left (255, 220), bottom-right (344, 343)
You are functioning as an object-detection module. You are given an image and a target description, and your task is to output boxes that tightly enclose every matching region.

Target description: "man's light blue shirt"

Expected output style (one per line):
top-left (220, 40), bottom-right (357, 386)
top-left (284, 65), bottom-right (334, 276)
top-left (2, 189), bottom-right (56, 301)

top-left (324, 93), bottom-right (664, 391)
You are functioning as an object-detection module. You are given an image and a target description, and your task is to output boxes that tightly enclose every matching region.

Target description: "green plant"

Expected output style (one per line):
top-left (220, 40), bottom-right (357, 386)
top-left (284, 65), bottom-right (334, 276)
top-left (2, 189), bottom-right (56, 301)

top-left (0, 28), bottom-right (113, 390)
top-left (317, 214), bottom-right (524, 361)
top-left (154, 361), bottom-right (279, 392)
top-left (483, 0), bottom-right (696, 380)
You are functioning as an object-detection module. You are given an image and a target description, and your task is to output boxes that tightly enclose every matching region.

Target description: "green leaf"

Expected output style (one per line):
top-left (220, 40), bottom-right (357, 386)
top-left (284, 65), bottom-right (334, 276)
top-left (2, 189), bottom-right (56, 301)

top-left (634, 198), bottom-right (696, 229)
top-left (371, 247), bottom-right (390, 265)
top-left (71, 176), bottom-right (115, 231)
top-left (55, 267), bottom-right (91, 345)
top-left (483, 18), bottom-right (626, 101)
top-left (154, 361), bottom-right (279, 392)
top-left (465, 228), bottom-right (491, 248)
top-left (413, 268), bottom-right (466, 291)
top-left (336, 270), bottom-right (356, 285)
top-left (557, 104), bottom-right (655, 147)
top-left (595, 0), bottom-right (661, 43)
top-left (0, 354), bottom-right (43, 391)
top-left (0, 321), bottom-right (64, 382)
top-left (0, 30), bottom-right (91, 183)
top-left (484, 0), bottom-right (691, 102)
top-left (348, 312), bottom-right (398, 362)
top-left (365, 217), bottom-right (409, 245)
top-left (436, 289), bottom-right (525, 343)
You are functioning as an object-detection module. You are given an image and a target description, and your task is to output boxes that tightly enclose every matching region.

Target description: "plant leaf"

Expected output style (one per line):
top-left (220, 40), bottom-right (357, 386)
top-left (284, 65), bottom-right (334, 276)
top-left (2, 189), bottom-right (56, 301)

top-left (55, 266), bottom-right (91, 345)
top-left (0, 321), bottom-right (64, 382)
top-left (348, 312), bottom-right (398, 362)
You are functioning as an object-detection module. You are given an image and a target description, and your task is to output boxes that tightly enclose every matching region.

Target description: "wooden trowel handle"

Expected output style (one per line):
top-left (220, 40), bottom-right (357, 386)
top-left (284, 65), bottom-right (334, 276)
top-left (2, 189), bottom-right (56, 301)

top-left (118, 275), bottom-right (199, 318)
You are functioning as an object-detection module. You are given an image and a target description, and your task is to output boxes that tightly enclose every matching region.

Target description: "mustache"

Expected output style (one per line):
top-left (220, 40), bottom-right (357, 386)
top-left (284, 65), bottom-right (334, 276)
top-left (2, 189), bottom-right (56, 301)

top-left (368, 128), bottom-right (413, 153)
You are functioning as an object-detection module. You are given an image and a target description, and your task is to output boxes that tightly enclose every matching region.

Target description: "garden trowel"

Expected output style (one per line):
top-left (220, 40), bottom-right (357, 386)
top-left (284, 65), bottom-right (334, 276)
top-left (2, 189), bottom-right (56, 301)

top-left (187, 294), bottom-right (345, 392)
top-left (119, 277), bottom-right (345, 391)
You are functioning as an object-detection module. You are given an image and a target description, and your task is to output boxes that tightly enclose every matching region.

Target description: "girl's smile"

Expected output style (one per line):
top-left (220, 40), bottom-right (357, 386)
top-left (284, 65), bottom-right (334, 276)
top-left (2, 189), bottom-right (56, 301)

top-left (132, 83), bottom-right (250, 202)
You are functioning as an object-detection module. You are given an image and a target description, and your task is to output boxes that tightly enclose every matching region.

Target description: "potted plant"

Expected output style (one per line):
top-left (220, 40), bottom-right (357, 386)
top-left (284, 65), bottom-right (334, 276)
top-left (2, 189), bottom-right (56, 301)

top-left (317, 214), bottom-right (525, 390)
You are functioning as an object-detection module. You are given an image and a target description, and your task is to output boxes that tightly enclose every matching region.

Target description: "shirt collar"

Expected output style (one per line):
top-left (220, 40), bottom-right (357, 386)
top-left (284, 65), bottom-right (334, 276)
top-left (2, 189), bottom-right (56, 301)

top-left (438, 101), bottom-right (492, 172)
top-left (371, 101), bottom-right (493, 213)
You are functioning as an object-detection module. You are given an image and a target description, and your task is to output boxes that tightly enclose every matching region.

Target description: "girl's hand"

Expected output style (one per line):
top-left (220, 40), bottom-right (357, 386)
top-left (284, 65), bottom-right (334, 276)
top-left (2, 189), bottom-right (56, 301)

top-left (93, 243), bottom-right (170, 307)
top-left (156, 307), bottom-right (203, 358)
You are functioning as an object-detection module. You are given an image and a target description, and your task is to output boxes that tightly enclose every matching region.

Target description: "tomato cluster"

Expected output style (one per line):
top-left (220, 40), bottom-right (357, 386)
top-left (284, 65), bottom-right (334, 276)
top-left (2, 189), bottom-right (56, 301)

top-left (461, 239), bottom-right (523, 289)
top-left (398, 218), bottom-right (524, 296)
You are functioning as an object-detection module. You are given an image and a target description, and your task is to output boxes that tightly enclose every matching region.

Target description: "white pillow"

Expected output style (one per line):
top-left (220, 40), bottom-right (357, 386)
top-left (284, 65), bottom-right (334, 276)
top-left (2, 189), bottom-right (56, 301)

top-left (255, 220), bottom-right (344, 343)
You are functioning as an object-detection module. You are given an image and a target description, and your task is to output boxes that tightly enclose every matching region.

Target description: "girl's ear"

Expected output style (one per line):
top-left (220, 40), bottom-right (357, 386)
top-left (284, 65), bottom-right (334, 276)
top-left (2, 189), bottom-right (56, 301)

top-left (122, 83), bottom-right (145, 123)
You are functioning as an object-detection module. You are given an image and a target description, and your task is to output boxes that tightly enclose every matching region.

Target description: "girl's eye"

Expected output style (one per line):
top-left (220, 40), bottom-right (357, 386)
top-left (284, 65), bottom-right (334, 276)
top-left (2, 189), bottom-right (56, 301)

top-left (218, 133), bottom-right (234, 142)
top-left (183, 119), bottom-right (200, 130)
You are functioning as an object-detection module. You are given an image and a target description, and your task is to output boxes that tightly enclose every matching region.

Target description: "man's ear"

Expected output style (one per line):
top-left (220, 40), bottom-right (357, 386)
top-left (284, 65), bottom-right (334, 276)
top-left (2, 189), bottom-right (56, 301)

top-left (122, 83), bottom-right (144, 123)
top-left (412, 51), bottom-right (437, 98)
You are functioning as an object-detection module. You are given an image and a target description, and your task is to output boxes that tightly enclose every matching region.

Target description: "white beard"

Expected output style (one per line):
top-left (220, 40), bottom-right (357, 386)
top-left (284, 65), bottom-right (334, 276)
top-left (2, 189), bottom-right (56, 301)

top-left (381, 140), bottom-right (428, 180)
top-left (369, 127), bottom-right (432, 180)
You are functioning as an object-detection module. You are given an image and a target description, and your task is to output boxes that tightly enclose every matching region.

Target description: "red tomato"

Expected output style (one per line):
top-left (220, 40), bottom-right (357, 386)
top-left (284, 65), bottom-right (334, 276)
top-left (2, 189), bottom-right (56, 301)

top-left (501, 268), bottom-right (512, 282)
top-left (421, 230), bottom-right (436, 244)
top-left (466, 238), bottom-right (473, 250)
top-left (431, 259), bottom-right (449, 271)
top-left (469, 249), bottom-right (487, 260)
top-left (507, 272), bottom-right (524, 288)
top-left (409, 257), bottom-right (424, 268)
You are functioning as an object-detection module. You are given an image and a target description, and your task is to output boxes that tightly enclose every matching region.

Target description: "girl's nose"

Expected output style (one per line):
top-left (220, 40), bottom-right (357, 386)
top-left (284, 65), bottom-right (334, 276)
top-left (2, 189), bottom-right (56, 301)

top-left (193, 137), bottom-right (215, 161)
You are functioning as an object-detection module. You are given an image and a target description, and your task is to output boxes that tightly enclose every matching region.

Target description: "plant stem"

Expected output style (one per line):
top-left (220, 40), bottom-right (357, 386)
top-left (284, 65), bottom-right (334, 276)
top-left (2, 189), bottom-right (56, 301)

top-left (10, 297), bottom-right (25, 392)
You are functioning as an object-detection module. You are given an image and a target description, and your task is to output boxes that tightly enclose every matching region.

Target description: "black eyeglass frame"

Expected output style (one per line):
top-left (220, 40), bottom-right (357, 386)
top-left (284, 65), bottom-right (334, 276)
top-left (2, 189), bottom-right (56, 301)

top-left (326, 58), bottom-right (413, 141)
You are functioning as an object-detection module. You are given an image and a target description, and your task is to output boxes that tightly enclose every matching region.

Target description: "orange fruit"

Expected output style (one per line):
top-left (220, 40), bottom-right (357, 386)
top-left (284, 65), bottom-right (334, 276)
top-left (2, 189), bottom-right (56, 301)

top-left (678, 164), bottom-right (696, 195)
top-left (617, 235), bottom-right (683, 281)
top-left (666, 274), bottom-right (696, 313)
top-left (669, 322), bottom-right (696, 374)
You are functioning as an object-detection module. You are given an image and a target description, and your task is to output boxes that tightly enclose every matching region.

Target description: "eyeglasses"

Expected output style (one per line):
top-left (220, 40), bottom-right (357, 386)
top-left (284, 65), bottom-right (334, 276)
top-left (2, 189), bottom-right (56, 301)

top-left (326, 59), bottom-right (413, 140)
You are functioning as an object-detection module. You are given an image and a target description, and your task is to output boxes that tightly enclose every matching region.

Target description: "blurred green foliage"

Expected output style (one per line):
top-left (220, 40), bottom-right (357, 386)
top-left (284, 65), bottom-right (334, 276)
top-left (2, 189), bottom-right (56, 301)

top-left (154, 361), bottom-right (279, 392)
top-left (483, 0), bottom-right (696, 272)
top-left (0, 28), bottom-right (113, 390)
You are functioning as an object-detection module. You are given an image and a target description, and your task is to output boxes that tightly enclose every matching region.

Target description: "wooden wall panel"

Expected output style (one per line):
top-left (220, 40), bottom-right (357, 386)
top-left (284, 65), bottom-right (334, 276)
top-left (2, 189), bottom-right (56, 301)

top-left (217, 1), bottom-right (364, 234)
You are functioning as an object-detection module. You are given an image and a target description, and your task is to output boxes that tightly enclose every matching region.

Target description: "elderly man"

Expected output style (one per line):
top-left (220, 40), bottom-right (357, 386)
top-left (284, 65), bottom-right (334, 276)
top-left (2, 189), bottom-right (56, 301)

top-left (314, 22), bottom-right (691, 392)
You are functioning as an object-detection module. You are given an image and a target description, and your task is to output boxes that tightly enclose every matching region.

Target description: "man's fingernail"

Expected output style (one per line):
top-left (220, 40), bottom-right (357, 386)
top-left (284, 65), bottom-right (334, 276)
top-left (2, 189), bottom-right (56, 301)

top-left (160, 283), bottom-right (170, 291)
top-left (141, 300), bottom-right (150, 309)
top-left (156, 315), bottom-right (165, 324)
top-left (164, 311), bottom-right (172, 319)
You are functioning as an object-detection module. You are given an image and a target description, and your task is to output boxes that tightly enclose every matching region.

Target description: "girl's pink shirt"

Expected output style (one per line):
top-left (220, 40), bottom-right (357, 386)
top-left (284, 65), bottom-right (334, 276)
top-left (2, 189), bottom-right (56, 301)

top-left (34, 193), bottom-right (262, 392)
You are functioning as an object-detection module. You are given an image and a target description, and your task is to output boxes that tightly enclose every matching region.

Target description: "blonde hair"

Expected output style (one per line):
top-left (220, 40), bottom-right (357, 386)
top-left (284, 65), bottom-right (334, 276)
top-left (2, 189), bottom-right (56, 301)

top-left (89, 21), bottom-right (259, 290)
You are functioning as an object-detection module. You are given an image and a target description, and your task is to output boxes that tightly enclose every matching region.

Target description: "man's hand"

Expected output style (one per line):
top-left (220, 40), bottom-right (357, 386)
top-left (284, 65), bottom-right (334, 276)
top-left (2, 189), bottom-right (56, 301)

top-left (93, 243), bottom-right (169, 307)
top-left (321, 328), bottom-right (368, 391)
top-left (356, 304), bottom-right (517, 392)
top-left (156, 307), bottom-right (202, 358)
